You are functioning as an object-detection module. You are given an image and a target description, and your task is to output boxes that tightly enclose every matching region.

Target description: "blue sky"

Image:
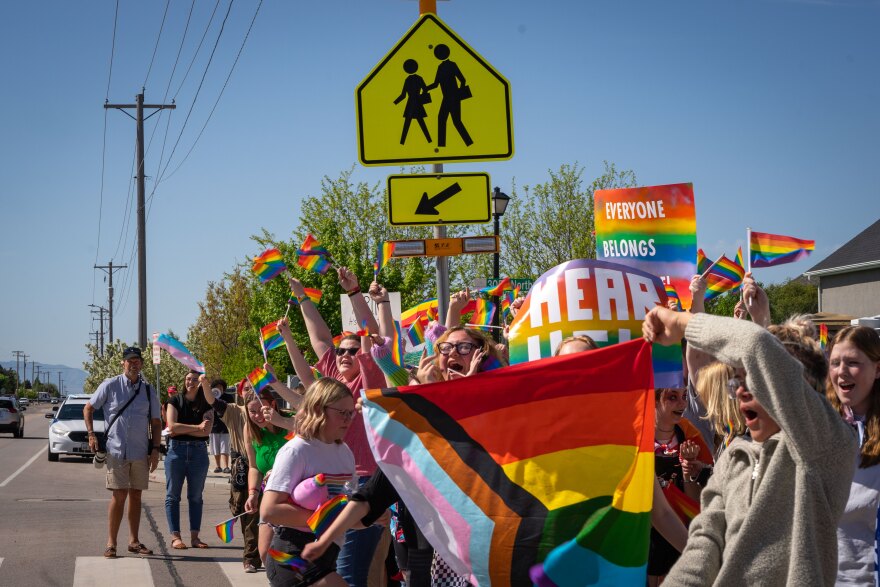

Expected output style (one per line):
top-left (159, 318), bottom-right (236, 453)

top-left (1, 0), bottom-right (878, 371)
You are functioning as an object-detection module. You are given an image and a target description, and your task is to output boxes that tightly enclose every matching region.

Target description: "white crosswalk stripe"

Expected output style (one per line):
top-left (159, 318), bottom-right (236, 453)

top-left (217, 559), bottom-right (268, 586)
top-left (73, 557), bottom-right (154, 587)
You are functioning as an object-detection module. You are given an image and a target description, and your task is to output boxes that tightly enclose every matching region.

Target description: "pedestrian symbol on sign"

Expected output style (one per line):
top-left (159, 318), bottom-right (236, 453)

top-left (426, 44), bottom-right (473, 148)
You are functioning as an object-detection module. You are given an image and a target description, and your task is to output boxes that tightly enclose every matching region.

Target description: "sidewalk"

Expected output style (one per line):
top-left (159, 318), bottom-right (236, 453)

top-left (148, 456), bottom-right (232, 489)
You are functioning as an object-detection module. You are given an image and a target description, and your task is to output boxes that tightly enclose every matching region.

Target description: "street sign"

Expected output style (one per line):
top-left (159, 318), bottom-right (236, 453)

top-left (486, 277), bottom-right (534, 294)
top-left (151, 332), bottom-right (161, 365)
top-left (388, 236), bottom-right (499, 258)
top-left (387, 173), bottom-right (490, 226)
top-left (356, 13), bottom-right (513, 166)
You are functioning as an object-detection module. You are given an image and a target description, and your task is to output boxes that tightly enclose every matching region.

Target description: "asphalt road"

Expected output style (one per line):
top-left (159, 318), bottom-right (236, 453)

top-left (0, 403), bottom-right (267, 587)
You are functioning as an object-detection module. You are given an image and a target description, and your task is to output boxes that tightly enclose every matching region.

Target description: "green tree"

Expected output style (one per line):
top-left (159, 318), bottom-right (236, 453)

top-left (0, 365), bottom-right (19, 393)
top-left (83, 338), bottom-right (190, 403)
top-left (765, 278), bottom-right (818, 324)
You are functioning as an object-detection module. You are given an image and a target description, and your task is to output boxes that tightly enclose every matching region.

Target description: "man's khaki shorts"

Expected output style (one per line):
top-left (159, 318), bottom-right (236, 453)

top-left (106, 455), bottom-right (149, 491)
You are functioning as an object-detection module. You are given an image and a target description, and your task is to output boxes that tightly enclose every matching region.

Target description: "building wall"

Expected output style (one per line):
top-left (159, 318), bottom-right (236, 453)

top-left (820, 268), bottom-right (880, 317)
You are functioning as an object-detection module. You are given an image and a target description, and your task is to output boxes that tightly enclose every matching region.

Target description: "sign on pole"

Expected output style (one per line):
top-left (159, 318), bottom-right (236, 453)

top-left (356, 13), bottom-right (513, 166)
top-left (151, 332), bottom-right (161, 365)
top-left (594, 183), bottom-right (698, 310)
top-left (387, 173), bottom-right (490, 226)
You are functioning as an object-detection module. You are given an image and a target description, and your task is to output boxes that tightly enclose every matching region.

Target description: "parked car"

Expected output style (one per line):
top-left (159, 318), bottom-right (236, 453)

top-left (50, 397), bottom-right (60, 405)
top-left (19, 397), bottom-right (30, 408)
top-left (47, 395), bottom-right (106, 462)
top-left (0, 396), bottom-right (25, 438)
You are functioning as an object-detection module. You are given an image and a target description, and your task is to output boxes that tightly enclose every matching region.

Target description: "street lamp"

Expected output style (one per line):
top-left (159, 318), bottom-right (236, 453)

top-left (491, 187), bottom-right (511, 339)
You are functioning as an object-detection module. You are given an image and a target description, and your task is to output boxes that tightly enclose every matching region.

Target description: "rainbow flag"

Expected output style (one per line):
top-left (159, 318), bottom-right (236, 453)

top-left (247, 366), bottom-right (276, 394)
top-left (500, 290), bottom-right (515, 319)
top-left (696, 249), bottom-right (744, 301)
top-left (310, 366), bottom-right (323, 381)
top-left (735, 246), bottom-right (745, 271)
top-left (268, 549), bottom-right (309, 572)
top-left (390, 321), bottom-right (406, 367)
top-left (252, 248), bottom-right (287, 283)
top-left (260, 321), bottom-right (284, 352)
top-left (307, 495), bottom-right (350, 538)
top-left (296, 253), bottom-right (332, 275)
top-left (750, 231), bottom-right (815, 268)
top-left (480, 276), bottom-right (512, 297)
top-left (362, 339), bottom-right (654, 585)
top-left (297, 234), bottom-right (332, 258)
top-left (819, 323), bottom-right (828, 349)
top-left (407, 318), bottom-right (427, 347)
top-left (401, 298), bottom-right (439, 328)
top-left (662, 483), bottom-right (700, 524)
top-left (154, 333), bottom-right (205, 373)
top-left (471, 298), bottom-right (496, 327)
top-left (215, 517), bottom-right (236, 543)
top-left (664, 283), bottom-right (682, 311)
top-left (300, 288), bottom-right (322, 304)
top-left (355, 319), bottom-right (370, 337)
top-left (375, 241), bottom-right (396, 277)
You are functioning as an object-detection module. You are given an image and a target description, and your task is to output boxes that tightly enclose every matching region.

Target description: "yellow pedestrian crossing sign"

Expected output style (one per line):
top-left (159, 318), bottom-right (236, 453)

top-left (387, 173), bottom-right (491, 226)
top-left (356, 14), bottom-right (514, 166)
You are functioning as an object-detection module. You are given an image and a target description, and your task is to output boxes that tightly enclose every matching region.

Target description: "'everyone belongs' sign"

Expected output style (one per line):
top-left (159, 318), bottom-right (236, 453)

top-left (507, 259), bottom-right (682, 388)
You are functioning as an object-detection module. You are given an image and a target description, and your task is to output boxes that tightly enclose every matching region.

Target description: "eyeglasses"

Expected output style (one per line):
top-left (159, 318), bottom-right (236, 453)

top-left (437, 342), bottom-right (479, 356)
top-left (325, 406), bottom-right (355, 420)
top-left (726, 377), bottom-right (747, 400)
top-left (335, 347), bottom-right (360, 357)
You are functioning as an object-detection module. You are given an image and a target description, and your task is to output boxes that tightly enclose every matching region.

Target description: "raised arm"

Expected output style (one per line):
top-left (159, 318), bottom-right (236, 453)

top-left (339, 267), bottom-right (379, 339)
top-left (741, 273), bottom-right (771, 328)
top-left (686, 275), bottom-right (713, 385)
top-left (264, 362), bottom-right (303, 410)
top-left (446, 289), bottom-right (470, 329)
top-left (277, 317), bottom-right (315, 389)
top-left (369, 281), bottom-right (394, 339)
top-left (289, 277), bottom-right (333, 358)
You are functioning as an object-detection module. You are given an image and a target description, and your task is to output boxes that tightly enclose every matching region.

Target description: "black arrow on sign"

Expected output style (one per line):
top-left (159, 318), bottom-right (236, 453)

top-left (415, 182), bottom-right (462, 215)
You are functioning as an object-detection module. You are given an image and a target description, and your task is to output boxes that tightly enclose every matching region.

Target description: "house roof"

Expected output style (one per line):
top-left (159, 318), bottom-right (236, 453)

top-left (805, 218), bottom-right (880, 276)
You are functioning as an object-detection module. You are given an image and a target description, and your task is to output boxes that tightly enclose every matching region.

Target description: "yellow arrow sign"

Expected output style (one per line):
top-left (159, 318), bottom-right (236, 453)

top-left (387, 173), bottom-right (491, 226)
top-left (357, 14), bottom-right (513, 166)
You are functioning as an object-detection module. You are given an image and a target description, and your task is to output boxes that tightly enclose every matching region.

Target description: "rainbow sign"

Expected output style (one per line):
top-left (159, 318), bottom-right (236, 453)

top-left (507, 258), bottom-right (682, 388)
top-left (594, 183), bottom-right (697, 311)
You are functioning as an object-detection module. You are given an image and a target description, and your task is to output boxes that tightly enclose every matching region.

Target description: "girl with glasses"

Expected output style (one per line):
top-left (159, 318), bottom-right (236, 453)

top-left (262, 378), bottom-right (359, 587)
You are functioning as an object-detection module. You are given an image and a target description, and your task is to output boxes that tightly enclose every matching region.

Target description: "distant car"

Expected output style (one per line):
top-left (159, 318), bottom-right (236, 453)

top-left (19, 398), bottom-right (29, 408)
top-left (50, 397), bottom-right (59, 405)
top-left (0, 396), bottom-right (25, 438)
top-left (47, 395), bottom-right (106, 462)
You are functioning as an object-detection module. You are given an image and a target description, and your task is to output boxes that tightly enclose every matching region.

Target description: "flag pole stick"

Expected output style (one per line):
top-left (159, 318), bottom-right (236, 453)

top-left (217, 512), bottom-right (248, 525)
top-left (700, 255), bottom-right (723, 279)
top-left (746, 227), bottom-right (753, 307)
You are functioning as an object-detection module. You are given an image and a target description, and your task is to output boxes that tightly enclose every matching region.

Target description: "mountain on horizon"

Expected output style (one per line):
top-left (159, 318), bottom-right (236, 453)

top-left (0, 361), bottom-right (86, 395)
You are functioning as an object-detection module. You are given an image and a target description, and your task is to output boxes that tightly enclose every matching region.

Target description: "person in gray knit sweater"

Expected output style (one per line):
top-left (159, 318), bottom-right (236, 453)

top-left (643, 307), bottom-right (858, 586)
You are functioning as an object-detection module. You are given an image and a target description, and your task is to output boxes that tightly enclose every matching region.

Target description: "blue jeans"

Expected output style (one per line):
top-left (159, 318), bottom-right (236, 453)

top-left (336, 475), bottom-right (386, 585)
top-left (164, 440), bottom-right (209, 534)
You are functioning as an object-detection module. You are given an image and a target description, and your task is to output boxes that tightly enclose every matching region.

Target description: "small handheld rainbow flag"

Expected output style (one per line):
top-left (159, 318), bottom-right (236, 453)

top-left (215, 517), bottom-right (236, 543)
top-left (296, 254), bottom-right (332, 275)
top-left (390, 321), bottom-right (406, 367)
top-left (307, 495), bottom-right (350, 538)
top-left (662, 482), bottom-right (700, 524)
top-left (664, 283), bottom-right (682, 310)
top-left (310, 366), bottom-right (323, 381)
top-left (500, 290), bottom-right (515, 319)
top-left (375, 241), bottom-right (396, 279)
top-left (252, 248), bottom-right (287, 283)
top-left (297, 234), bottom-right (332, 258)
top-left (750, 231), bottom-right (815, 268)
top-left (247, 366), bottom-right (276, 394)
top-left (696, 249), bottom-right (745, 300)
top-left (260, 321), bottom-right (285, 352)
top-left (268, 549), bottom-right (309, 572)
top-left (819, 323), bottom-right (828, 349)
top-left (471, 298), bottom-right (496, 327)
top-left (355, 319), bottom-right (370, 337)
top-left (480, 276), bottom-right (512, 297)
top-left (289, 288), bottom-right (322, 305)
top-left (407, 318), bottom-right (427, 347)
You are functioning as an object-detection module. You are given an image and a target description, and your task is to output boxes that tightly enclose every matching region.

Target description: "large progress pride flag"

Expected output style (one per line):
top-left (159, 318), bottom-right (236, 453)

top-left (362, 340), bottom-right (654, 586)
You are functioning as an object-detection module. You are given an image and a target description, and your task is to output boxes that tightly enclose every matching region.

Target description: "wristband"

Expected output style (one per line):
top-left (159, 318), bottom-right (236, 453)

top-left (347, 287), bottom-right (361, 296)
top-left (377, 300), bottom-right (390, 305)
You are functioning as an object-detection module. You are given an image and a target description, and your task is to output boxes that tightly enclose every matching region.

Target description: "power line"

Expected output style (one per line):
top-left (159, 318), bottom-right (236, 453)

top-left (173, 0), bottom-right (223, 99)
top-left (143, 0), bottom-right (171, 89)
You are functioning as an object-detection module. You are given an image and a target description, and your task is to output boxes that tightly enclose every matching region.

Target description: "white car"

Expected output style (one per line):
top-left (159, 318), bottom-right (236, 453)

top-left (47, 395), bottom-right (106, 462)
top-left (0, 396), bottom-right (25, 438)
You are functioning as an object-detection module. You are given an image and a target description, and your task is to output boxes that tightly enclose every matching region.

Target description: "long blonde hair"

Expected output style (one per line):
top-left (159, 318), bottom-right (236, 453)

top-left (826, 326), bottom-right (880, 469)
top-left (696, 362), bottom-right (746, 438)
top-left (295, 378), bottom-right (351, 443)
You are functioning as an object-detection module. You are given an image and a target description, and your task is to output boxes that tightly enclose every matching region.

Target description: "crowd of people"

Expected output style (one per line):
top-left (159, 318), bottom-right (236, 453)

top-left (84, 265), bottom-right (880, 586)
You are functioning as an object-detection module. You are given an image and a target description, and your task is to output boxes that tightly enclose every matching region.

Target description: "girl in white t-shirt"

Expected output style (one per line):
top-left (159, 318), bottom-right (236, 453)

top-left (261, 378), bottom-right (357, 587)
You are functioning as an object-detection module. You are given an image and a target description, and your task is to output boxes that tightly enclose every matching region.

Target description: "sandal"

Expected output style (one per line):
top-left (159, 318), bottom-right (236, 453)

top-left (128, 543), bottom-right (153, 555)
top-left (104, 546), bottom-right (117, 559)
top-left (170, 537), bottom-right (188, 550)
top-left (191, 539), bottom-right (209, 549)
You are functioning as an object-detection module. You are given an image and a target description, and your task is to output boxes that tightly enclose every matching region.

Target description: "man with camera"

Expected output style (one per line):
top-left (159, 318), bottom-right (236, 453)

top-left (84, 346), bottom-right (162, 558)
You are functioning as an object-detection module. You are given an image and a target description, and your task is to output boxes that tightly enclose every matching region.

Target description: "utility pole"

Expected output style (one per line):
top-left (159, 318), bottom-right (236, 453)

top-left (105, 91), bottom-right (175, 348)
top-left (12, 351), bottom-right (25, 392)
top-left (21, 354), bottom-right (28, 387)
top-left (94, 261), bottom-right (127, 344)
top-left (90, 331), bottom-right (101, 354)
top-left (89, 304), bottom-right (107, 356)
top-left (33, 363), bottom-right (39, 385)
top-left (57, 371), bottom-right (62, 395)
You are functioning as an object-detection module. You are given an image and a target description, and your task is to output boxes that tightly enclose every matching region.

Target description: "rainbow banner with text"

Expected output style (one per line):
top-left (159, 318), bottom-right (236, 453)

top-left (362, 339), bottom-right (654, 586)
top-left (507, 258), bottom-right (681, 388)
top-left (594, 183), bottom-right (697, 311)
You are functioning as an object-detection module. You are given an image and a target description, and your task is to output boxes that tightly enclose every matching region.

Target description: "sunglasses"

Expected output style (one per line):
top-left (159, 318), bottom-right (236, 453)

top-left (335, 347), bottom-right (359, 357)
top-left (325, 406), bottom-right (355, 420)
top-left (437, 341), bottom-right (479, 356)
top-left (726, 377), bottom-right (747, 400)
